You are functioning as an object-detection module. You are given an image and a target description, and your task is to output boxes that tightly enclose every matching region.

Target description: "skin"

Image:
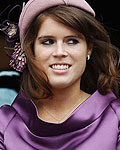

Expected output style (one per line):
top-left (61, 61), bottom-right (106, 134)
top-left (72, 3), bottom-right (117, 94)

top-left (33, 16), bottom-right (92, 123)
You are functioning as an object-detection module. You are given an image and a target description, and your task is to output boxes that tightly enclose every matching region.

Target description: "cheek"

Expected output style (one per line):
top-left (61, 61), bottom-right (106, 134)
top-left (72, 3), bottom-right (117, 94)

top-left (34, 47), bottom-right (50, 62)
top-left (72, 49), bottom-right (87, 62)
top-left (73, 51), bottom-right (87, 73)
top-left (34, 48), bottom-right (48, 71)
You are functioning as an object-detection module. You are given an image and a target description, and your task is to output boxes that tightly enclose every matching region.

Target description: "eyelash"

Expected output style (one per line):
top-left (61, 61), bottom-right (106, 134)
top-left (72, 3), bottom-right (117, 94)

top-left (41, 39), bottom-right (79, 45)
top-left (67, 39), bottom-right (79, 45)
top-left (41, 39), bottom-right (54, 45)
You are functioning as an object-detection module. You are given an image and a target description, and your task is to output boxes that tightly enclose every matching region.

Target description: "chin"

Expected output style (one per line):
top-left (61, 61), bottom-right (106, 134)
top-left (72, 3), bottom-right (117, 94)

top-left (50, 79), bottom-right (79, 90)
top-left (50, 81), bottom-right (72, 89)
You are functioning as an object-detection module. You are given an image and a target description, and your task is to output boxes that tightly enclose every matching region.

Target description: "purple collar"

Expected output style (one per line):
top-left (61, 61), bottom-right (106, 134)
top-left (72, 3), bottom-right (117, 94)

top-left (12, 90), bottom-right (117, 137)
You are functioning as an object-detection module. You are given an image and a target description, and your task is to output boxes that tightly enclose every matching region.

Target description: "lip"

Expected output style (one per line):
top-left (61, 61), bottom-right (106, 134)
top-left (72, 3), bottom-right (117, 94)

top-left (50, 62), bottom-right (72, 66)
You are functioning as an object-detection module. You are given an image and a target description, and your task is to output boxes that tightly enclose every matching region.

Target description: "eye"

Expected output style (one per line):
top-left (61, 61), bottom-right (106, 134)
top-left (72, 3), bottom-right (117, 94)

top-left (67, 39), bottom-right (79, 45)
top-left (41, 39), bottom-right (54, 45)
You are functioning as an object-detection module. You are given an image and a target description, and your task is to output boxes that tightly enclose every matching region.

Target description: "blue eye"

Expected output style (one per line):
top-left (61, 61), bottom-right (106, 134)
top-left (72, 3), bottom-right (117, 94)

top-left (67, 39), bottom-right (79, 45)
top-left (41, 39), bottom-right (54, 45)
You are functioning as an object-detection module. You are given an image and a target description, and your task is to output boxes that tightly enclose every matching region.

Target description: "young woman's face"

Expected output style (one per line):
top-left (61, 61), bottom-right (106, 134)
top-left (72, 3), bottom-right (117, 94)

top-left (34, 16), bottom-right (92, 89)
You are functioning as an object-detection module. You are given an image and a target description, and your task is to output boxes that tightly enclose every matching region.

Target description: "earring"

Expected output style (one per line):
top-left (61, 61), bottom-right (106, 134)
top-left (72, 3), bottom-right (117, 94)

top-left (87, 55), bottom-right (90, 60)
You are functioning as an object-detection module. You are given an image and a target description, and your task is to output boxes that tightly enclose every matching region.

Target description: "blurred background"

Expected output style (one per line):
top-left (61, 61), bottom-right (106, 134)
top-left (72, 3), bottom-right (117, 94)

top-left (0, 0), bottom-right (120, 106)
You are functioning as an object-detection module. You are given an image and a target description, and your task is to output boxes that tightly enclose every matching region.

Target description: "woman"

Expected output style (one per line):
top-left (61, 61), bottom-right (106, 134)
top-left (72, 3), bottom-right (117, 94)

top-left (0, 0), bottom-right (120, 149)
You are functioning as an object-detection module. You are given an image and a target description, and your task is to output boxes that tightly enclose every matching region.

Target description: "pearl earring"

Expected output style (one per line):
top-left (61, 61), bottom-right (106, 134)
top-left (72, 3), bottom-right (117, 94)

top-left (87, 55), bottom-right (90, 60)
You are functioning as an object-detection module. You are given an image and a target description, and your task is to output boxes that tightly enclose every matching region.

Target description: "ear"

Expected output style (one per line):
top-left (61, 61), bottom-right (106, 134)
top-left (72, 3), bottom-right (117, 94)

top-left (87, 44), bottom-right (93, 57)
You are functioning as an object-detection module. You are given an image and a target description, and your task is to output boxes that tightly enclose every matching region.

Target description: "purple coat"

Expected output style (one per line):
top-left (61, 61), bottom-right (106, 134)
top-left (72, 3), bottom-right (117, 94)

top-left (0, 90), bottom-right (120, 150)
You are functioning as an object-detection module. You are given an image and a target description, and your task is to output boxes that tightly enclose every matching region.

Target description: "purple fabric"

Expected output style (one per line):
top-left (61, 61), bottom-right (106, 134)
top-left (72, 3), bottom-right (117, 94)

top-left (0, 90), bottom-right (120, 150)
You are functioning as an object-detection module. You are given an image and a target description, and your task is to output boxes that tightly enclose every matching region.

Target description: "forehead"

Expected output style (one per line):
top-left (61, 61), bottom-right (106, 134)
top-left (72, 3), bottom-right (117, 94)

top-left (37, 16), bottom-right (85, 38)
top-left (38, 16), bottom-right (72, 31)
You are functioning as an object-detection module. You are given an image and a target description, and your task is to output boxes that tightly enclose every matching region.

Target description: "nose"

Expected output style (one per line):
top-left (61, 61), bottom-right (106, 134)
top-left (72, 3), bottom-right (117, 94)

top-left (52, 42), bottom-right (68, 58)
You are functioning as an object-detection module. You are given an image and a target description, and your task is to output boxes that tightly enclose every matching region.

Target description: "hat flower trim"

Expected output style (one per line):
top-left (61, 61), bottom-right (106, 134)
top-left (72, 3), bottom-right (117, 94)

top-left (9, 42), bottom-right (26, 72)
top-left (0, 5), bottom-right (27, 72)
top-left (0, 21), bottom-right (18, 40)
top-left (0, 20), bottom-right (27, 72)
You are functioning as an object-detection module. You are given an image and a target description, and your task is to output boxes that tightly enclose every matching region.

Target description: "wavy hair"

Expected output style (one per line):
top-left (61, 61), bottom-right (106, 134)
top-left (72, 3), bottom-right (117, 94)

top-left (21, 5), bottom-right (120, 100)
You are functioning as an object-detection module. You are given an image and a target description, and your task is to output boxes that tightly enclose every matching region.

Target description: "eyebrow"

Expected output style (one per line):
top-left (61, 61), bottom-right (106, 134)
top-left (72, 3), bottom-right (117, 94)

top-left (37, 35), bottom-right (82, 40)
top-left (38, 36), bottom-right (54, 40)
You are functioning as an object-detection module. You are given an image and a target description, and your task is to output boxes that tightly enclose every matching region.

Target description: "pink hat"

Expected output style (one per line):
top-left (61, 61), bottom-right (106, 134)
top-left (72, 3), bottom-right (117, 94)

top-left (19, 0), bottom-right (95, 43)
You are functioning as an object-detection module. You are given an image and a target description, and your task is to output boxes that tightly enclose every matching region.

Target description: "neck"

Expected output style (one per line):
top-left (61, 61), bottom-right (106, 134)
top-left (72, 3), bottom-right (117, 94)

top-left (51, 82), bottom-right (81, 104)
top-left (41, 80), bottom-right (87, 112)
top-left (33, 81), bottom-right (90, 123)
